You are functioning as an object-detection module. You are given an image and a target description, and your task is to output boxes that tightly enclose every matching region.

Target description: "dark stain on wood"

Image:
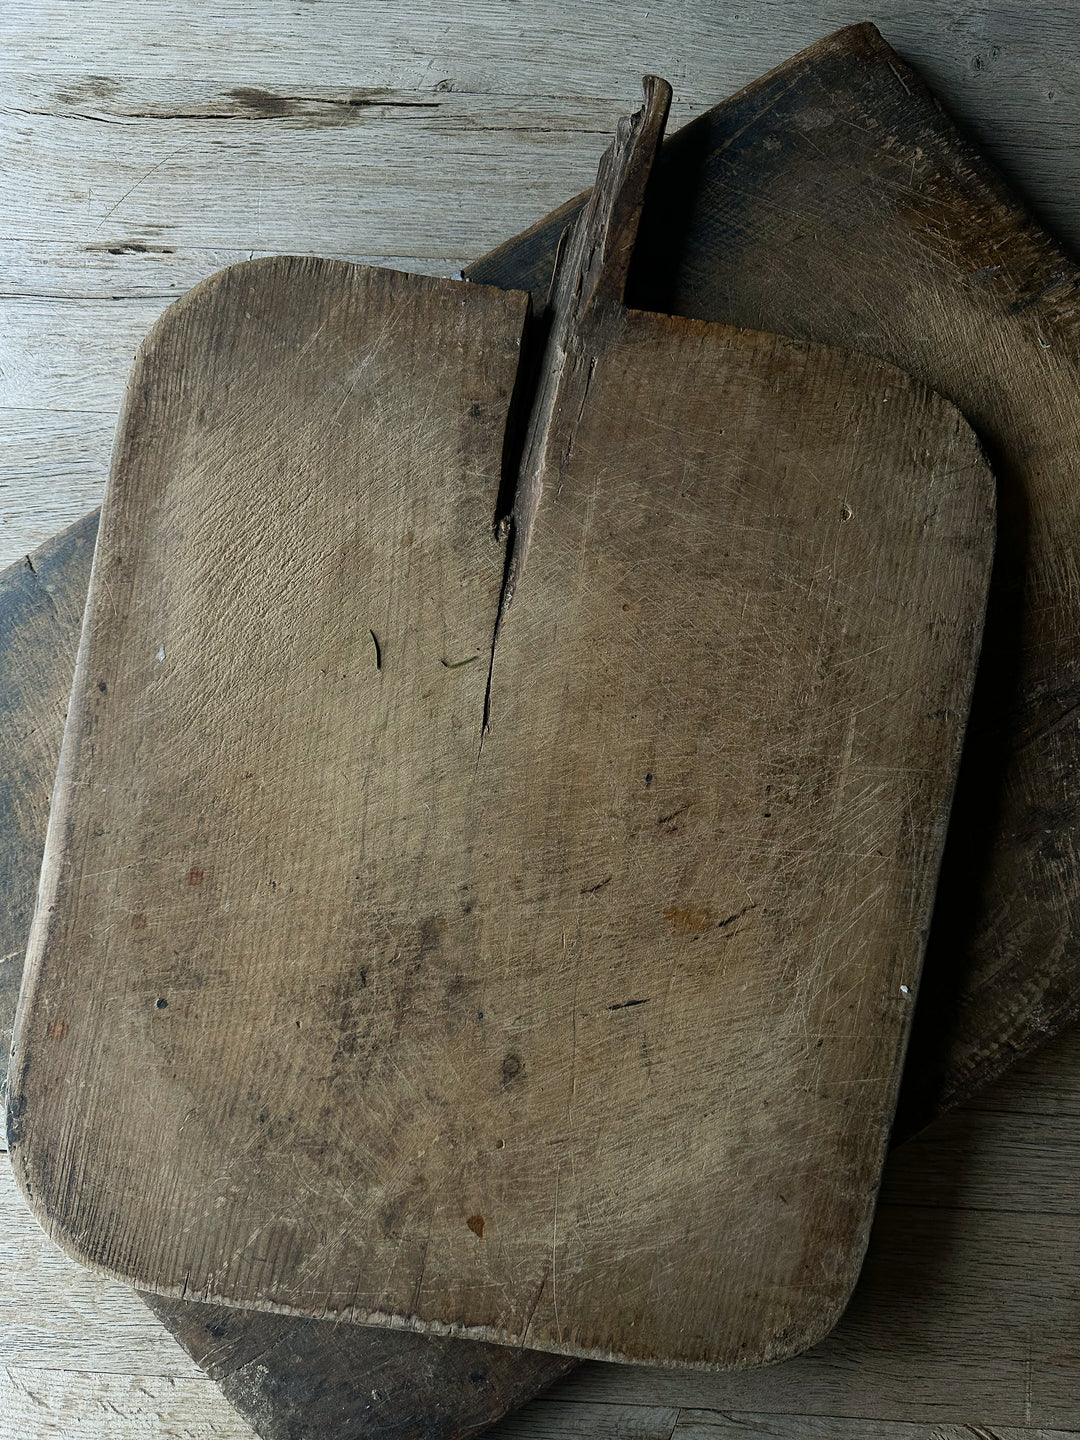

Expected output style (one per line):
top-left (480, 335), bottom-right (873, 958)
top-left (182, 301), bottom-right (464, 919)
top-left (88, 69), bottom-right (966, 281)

top-left (55, 74), bottom-right (121, 105)
top-left (85, 240), bottom-right (177, 256)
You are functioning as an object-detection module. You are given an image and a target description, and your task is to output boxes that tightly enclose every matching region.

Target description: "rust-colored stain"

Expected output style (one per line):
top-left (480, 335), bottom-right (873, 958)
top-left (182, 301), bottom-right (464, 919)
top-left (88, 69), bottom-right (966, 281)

top-left (664, 904), bottom-right (714, 934)
top-left (186, 866), bottom-right (204, 886)
top-left (466, 1214), bottom-right (485, 1238)
top-left (47, 1018), bottom-right (69, 1042)
top-left (131, 912), bottom-right (148, 930)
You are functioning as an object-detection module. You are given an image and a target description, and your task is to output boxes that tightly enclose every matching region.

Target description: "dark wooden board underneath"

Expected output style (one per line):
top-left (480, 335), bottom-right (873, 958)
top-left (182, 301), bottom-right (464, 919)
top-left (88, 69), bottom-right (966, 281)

top-left (3, 17), bottom-right (1078, 1439)
top-left (146, 1296), bottom-right (573, 1440)
top-left (0, 518), bottom-right (99, 1094)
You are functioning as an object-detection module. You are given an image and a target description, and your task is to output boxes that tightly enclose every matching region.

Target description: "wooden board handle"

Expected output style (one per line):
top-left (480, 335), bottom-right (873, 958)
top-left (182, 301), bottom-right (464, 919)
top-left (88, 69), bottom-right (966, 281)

top-left (554, 73), bottom-right (672, 315)
top-left (485, 75), bottom-right (671, 728)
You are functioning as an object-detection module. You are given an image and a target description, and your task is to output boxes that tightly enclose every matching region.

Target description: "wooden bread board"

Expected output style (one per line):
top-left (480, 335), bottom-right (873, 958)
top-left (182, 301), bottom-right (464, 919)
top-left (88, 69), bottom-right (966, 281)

top-left (0, 520), bottom-right (576, 1440)
top-left (6, 18), bottom-right (1078, 1434)
top-left (8, 83), bottom-right (993, 1370)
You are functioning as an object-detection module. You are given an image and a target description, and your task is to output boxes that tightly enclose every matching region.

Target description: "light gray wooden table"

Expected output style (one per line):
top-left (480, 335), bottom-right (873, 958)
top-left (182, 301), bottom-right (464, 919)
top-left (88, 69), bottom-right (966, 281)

top-left (2, 2), bottom-right (1079, 1436)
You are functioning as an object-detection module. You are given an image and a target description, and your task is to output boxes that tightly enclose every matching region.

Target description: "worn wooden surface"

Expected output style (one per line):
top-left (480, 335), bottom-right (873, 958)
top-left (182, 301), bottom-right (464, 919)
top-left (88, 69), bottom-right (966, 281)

top-left (627, 25), bottom-right (1080, 1132)
top-left (4, 0), bottom-right (1080, 1432)
top-left (0, 519), bottom-right (98, 1096)
top-left (145, 1295), bottom-right (572, 1440)
top-left (10, 80), bottom-right (994, 1368)
top-left (4, 0), bottom-right (1080, 570)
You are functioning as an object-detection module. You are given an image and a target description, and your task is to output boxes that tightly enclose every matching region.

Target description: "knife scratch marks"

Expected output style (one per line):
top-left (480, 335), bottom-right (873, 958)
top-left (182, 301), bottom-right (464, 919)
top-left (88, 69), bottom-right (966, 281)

top-left (518, 1263), bottom-right (550, 1349)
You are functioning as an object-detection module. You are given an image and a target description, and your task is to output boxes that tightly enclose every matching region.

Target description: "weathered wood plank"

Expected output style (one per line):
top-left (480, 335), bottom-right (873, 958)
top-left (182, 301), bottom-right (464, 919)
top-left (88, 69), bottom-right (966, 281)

top-left (0, 239), bottom-right (466, 301)
top-left (0, 1150), bottom-right (196, 1375)
top-left (963, 1023), bottom-right (1080, 1117)
top-left (0, 92), bottom-right (637, 259)
top-left (879, 1107), bottom-right (1080, 1214)
top-left (670, 1416), bottom-right (1077, 1440)
top-left (0, 298), bottom-right (173, 413)
top-left (485, 1399), bottom-right (681, 1440)
top-left (3, 2), bottom-right (1080, 1434)
top-left (537, 1198), bottom-right (1080, 1427)
top-left (0, 1364), bottom-right (258, 1439)
top-left (4, 2), bottom-right (1080, 250)
top-left (0, 414), bottom-right (109, 565)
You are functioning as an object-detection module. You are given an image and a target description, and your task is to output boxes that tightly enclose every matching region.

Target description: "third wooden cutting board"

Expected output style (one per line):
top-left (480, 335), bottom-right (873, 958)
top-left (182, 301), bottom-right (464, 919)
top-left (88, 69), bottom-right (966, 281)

top-left (9, 81), bottom-right (993, 1368)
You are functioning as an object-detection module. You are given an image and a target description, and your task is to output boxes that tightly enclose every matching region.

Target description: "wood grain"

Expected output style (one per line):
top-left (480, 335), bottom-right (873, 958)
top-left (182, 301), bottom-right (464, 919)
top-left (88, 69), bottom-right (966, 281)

top-left (10, 19), bottom-right (1080, 1139)
top-left (5, 0), bottom-right (1080, 578)
top-left (0, 1365), bottom-right (259, 1439)
top-left (0, 513), bottom-right (576, 1440)
top-left (9, 88), bottom-right (993, 1368)
top-left (3, 4), bottom-right (1079, 1433)
top-left (144, 1296), bottom-right (573, 1440)
top-left (631, 24), bottom-right (1080, 1135)
top-left (5, 1), bottom-right (1080, 263)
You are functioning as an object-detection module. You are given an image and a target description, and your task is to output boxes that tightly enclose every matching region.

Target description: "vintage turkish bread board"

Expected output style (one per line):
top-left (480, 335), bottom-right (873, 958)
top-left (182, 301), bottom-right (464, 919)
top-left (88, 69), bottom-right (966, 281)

top-left (0, 18), bottom-right (1068, 1430)
top-left (9, 229), bottom-right (992, 1366)
top-left (475, 21), bottom-right (1080, 1136)
top-left (0, 35), bottom-right (1005, 1435)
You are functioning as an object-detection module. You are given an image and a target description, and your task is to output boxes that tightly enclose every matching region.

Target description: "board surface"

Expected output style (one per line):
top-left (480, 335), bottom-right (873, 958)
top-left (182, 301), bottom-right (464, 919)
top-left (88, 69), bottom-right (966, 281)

top-left (0, 13), bottom-right (1076, 1438)
top-left (9, 23), bottom-right (1079, 1144)
top-left (10, 204), bottom-right (992, 1365)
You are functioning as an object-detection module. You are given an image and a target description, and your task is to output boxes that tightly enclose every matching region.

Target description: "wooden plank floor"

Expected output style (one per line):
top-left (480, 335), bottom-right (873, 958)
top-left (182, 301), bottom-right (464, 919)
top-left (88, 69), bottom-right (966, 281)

top-left (2, 1), bottom-right (1079, 1434)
